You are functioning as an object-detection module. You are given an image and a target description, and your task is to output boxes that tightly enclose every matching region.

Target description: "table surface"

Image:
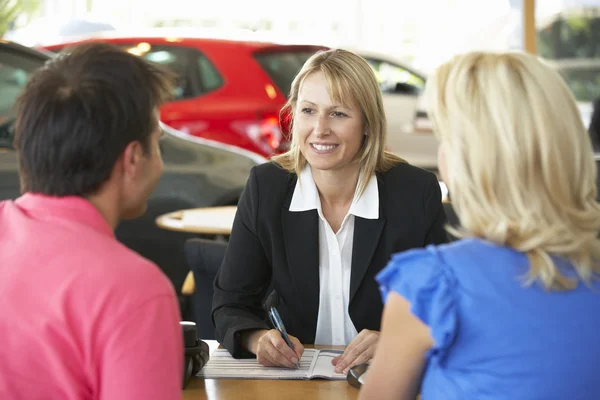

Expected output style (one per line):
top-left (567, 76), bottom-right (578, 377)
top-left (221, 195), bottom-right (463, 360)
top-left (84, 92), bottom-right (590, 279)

top-left (156, 205), bottom-right (237, 294)
top-left (155, 206), bottom-right (237, 235)
top-left (182, 343), bottom-right (358, 400)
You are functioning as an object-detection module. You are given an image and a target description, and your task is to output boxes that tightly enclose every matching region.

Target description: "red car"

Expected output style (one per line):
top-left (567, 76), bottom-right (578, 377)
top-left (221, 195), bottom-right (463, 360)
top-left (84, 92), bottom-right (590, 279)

top-left (44, 32), bottom-right (325, 157)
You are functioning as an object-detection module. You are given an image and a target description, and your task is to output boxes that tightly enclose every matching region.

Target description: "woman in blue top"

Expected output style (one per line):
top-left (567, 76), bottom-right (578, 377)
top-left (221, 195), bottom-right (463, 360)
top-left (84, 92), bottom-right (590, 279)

top-left (359, 51), bottom-right (600, 400)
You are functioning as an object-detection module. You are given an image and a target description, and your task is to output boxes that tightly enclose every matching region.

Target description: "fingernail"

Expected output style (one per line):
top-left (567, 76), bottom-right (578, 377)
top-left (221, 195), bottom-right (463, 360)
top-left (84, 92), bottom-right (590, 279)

top-left (343, 368), bottom-right (349, 374)
top-left (291, 357), bottom-right (298, 364)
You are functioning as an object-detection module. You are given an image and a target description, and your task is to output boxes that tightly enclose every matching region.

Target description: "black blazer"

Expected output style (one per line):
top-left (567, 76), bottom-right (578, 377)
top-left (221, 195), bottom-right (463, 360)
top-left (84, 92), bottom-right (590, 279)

top-left (212, 161), bottom-right (448, 357)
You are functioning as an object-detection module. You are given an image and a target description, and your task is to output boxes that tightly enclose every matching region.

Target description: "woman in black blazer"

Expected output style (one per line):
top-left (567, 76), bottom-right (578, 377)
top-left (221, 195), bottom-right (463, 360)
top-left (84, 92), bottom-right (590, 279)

top-left (212, 49), bottom-right (448, 374)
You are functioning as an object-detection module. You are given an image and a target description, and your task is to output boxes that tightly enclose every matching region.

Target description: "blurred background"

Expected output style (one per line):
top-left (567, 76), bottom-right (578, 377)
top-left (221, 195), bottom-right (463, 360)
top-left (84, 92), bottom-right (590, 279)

top-left (2, 0), bottom-right (599, 170)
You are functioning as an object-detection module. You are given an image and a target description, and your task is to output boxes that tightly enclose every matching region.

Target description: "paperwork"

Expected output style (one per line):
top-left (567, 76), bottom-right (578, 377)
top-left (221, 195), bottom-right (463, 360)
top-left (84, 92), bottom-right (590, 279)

top-left (197, 348), bottom-right (347, 380)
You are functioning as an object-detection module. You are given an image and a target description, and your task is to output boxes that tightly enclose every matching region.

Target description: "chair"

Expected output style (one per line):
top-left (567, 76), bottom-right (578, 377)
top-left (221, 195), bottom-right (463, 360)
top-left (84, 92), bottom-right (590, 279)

top-left (183, 238), bottom-right (228, 340)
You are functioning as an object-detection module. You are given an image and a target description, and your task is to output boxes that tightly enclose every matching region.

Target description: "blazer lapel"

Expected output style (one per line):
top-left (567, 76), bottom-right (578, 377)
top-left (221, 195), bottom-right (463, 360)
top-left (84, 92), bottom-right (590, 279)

top-left (350, 217), bottom-right (385, 301)
top-left (350, 177), bottom-right (386, 301)
top-left (281, 183), bottom-right (320, 325)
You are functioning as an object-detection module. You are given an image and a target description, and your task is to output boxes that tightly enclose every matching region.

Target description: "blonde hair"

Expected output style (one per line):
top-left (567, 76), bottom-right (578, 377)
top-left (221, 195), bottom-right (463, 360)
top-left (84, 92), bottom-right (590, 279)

top-left (425, 51), bottom-right (600, 290)
top-left (272, 49), bottom-right (404, 195)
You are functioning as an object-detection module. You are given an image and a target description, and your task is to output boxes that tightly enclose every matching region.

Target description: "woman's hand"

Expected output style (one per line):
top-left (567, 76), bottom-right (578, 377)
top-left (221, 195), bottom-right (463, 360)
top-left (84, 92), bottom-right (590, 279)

top-left (332, 329), bottom-right (379, 374)
top-left (244, 329), bottom-right (304, 368)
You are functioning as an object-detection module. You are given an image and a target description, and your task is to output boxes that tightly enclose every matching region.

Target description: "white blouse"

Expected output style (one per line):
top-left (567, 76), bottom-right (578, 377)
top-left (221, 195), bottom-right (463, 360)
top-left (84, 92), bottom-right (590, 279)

top-left (289, 165), bottom-right (379, 345)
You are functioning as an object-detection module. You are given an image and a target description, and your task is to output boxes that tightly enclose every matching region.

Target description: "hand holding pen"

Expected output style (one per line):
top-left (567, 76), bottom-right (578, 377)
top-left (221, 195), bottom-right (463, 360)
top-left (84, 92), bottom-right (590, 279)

top-left (241, 308), bottom-right (304, 369)
top-left (269, 307), bottom-right (301, 368)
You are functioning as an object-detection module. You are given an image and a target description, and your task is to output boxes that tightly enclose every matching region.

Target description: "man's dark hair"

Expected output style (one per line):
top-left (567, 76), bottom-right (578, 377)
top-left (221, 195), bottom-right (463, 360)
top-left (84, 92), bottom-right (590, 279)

top-left (14, 42), bottom-right (175, 196)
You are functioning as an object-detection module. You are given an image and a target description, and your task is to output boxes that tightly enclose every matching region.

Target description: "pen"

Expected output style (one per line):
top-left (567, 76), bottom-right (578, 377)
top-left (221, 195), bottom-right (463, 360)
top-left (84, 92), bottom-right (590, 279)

top-left (268, 306), bottom-right (300, 369)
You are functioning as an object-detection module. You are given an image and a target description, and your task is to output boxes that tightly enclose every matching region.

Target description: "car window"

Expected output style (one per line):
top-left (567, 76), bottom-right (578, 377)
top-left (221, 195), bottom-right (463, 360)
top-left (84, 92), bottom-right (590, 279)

top-left (50, 43), bottom-right (225, 100)
top-left (366, 58), bottom-right (425, 94)
top-left (196, 52), bottom-right (223, 92)
top-left (123, 43), bottom-right (223, 99)
top-left (126, 44), bottom-right (195, 99)
top-left (0, 47), bottom-right (47, 148)
top-left (254, 51), bottom-right (317, 98)
top-left (0, 49), bottom-right (44, 126)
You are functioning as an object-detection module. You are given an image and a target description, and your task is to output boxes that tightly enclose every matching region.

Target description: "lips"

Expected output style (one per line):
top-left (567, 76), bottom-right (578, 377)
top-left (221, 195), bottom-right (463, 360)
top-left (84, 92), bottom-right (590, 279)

top-left (311, 143), bottom-right (339, 152)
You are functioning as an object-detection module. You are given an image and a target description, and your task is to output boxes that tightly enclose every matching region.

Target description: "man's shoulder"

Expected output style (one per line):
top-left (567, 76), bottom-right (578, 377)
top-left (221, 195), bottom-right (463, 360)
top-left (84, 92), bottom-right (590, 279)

top-left (67, 234), bottom-right (175, 298)
top-left (65, 244), bottom-right (178, 325)
top-left (0, 198), bottom-right (19, 214)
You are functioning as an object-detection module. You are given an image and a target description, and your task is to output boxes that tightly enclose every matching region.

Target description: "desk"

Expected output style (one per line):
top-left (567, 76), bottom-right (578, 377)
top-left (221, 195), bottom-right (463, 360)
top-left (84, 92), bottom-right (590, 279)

top-left (182, 344), bottom-right (357, 400)
top-left (156, 206), bottom-right (237, 294)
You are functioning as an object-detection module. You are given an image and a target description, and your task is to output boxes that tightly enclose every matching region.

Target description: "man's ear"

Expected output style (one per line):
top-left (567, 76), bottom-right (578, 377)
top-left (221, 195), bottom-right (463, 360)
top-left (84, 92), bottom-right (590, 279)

top-left (121, 140), bottom-right (144, 179)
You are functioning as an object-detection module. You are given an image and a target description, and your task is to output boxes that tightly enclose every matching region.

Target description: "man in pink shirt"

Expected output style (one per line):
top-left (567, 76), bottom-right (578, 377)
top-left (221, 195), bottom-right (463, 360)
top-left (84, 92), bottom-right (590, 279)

top-left (0, 43), bottom-right (183, 399)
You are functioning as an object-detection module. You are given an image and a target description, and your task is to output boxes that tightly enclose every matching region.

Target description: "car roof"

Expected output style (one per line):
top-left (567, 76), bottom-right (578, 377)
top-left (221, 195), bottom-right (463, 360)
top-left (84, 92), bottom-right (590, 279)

top-left (347, 47), bottom-right (427, 79)
top-left (0, 39), bottom-right (53, 59)
top-left (42, 27), bottom-right (325, 51)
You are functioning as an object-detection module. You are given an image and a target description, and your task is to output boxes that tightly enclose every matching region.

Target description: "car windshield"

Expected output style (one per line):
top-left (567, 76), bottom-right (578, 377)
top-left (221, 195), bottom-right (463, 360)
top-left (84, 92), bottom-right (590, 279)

top-left (253, 50), bottom-right (317, 98)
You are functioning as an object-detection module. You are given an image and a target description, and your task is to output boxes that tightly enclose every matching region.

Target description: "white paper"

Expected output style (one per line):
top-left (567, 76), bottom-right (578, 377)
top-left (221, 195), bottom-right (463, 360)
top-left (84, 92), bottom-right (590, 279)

top-left (197, 349), bottom-right (346, 380)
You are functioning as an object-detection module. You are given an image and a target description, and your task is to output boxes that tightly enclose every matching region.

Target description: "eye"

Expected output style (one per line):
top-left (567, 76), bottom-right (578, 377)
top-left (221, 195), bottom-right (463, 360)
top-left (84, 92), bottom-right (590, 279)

top-left (301, 107), bottom-right (314, 114)
top-left (331, 111), bottom-right (348, 118)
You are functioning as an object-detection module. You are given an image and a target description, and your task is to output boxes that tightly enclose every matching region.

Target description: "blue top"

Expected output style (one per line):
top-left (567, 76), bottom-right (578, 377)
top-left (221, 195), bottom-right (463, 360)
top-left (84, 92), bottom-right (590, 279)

top-left (376, 238), bottom-right (600, 400)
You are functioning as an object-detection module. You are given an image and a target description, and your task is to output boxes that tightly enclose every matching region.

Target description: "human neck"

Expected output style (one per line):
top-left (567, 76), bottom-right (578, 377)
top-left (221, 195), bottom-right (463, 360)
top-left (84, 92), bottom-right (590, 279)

top-left (85, 189), bottom-right (120, 230)
top-left (310, 163), bottom-right (361, 207)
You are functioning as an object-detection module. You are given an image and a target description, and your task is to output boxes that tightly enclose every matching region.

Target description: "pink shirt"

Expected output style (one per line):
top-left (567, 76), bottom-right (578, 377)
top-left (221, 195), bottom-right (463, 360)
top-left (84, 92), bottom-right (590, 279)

top-left (0, 194), bottom-right (183, 400)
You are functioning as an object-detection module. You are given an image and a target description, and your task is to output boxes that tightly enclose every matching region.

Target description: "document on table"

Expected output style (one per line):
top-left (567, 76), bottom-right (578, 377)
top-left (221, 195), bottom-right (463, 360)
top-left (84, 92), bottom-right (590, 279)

top-left (196, 348), bottom-right (347, 380)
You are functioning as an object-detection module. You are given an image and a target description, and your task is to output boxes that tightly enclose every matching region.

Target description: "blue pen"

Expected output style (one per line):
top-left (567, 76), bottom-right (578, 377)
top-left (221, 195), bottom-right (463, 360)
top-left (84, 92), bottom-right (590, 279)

top-left (268, 306), bottom-right (300, 369)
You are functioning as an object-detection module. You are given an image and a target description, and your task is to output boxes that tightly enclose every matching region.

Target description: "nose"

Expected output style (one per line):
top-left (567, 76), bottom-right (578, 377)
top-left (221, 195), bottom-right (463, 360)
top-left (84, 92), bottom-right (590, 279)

top-left (313, 113), bottom-right (331, 138)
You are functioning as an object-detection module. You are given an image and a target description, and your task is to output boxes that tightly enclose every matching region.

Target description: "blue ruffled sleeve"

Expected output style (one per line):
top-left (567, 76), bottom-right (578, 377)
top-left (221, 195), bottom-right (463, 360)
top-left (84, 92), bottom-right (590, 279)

top-left (376, 246), bottom-right (457, 360)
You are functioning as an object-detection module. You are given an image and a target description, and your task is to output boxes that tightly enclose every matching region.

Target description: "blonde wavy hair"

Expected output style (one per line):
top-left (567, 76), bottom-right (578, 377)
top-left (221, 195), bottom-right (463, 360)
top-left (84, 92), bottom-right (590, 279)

top-left (272, 49), bottom-right (404, 196)
top-left (425, 51), bottom-right (600, 290)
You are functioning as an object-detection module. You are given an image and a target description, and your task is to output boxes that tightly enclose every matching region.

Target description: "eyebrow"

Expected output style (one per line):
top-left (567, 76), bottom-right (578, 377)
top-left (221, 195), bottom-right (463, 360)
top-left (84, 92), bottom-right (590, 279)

top-left (298, 100), bottom-right (351, 110)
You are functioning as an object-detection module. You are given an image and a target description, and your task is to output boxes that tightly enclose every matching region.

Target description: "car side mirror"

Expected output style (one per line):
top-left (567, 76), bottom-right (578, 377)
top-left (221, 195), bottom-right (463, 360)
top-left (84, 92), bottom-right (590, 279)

top-left (393, 82), bottom-right (419, 96)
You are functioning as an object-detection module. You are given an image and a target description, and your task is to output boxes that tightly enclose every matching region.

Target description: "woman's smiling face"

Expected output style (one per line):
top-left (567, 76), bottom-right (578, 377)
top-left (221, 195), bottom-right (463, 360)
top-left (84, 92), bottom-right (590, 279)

top-left (294, 71), bottom-right (365, 172)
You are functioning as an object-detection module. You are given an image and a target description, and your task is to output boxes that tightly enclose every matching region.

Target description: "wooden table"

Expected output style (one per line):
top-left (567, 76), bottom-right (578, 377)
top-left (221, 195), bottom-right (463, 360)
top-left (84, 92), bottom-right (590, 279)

top-left (182, 377), bottom-right (357, 399)
top-left (156, 206), bottom-right (237, 294)
top-left (182, 343), bottom-right (358, 400)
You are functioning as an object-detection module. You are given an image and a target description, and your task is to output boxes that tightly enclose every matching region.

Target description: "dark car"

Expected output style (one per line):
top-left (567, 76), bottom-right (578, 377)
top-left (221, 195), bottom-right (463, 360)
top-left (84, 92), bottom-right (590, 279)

top-left (0, 40), bottom-right (265, 315)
